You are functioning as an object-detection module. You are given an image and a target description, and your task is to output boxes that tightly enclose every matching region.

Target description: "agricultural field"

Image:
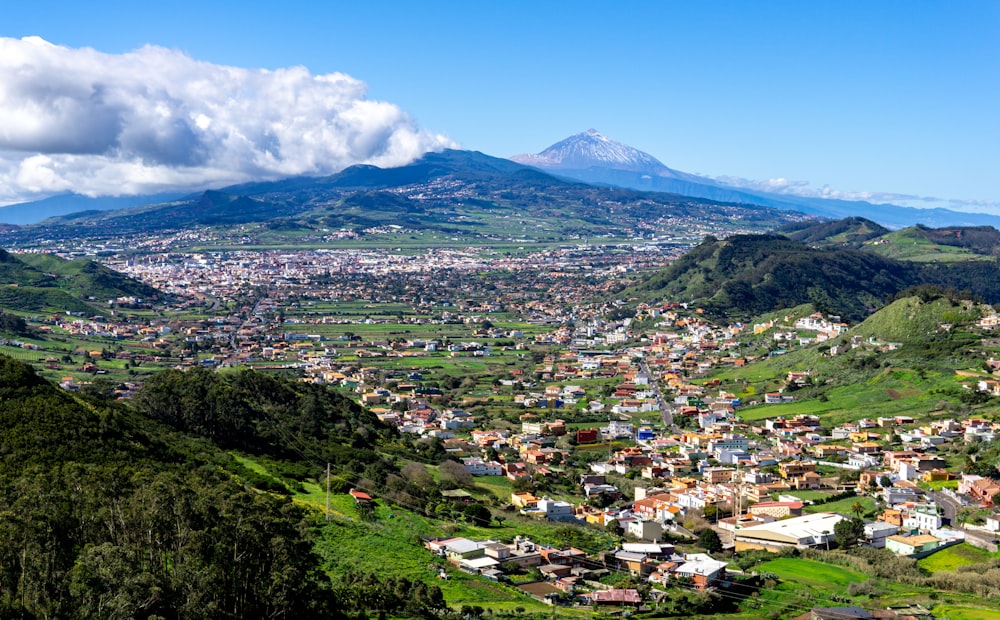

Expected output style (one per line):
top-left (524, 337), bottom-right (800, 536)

top-left (932, 605), bottom-right (1000, 620)
top-left (866, 228), bottom-right (996, 263)
top-left (919, 544), bottom-right (1000, 573)
top-left (750, 555), bottom-right (1000, 620)
top-left (802, 496), bottom-right (877, 517)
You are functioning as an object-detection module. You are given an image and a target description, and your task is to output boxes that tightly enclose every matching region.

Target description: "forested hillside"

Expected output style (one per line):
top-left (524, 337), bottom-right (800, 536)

top-left (0, 357), bottom-right (432, 619)
top-left (631, 233), bottom-right (1000, 322)
top-left (778, 216), bottom-right (889, 246)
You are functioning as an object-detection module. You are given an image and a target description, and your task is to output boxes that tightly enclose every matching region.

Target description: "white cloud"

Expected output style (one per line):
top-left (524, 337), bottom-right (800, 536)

top-left (0, 36), bottom-right (455, 204)
top-left (715, 174), bottom-right (959, 209)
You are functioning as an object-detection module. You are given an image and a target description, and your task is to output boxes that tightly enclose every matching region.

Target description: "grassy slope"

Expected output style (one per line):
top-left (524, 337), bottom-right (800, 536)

top-left (848, 296), bottom-right (983, 343)
top-left (932, 605), bottom-right (1000, 620)
top-left (919, 543), bottom-right (1000, 573)
top-left (867, 228), bottom-right (994, 263)
top-left (751, 558), bottom-right (868, 616)
top-left (0, 285), bottom-right (95, 314)
top-left (712, 297), bottom-right (993, 425)
top-left (230, 452), bottom-right (603, 615)
top-left (17, 253), bottom-right (159, 300)
top-left (755, 556), bottom-right (1000, 620)
top-left (759, 557), bottom-right (864, 589)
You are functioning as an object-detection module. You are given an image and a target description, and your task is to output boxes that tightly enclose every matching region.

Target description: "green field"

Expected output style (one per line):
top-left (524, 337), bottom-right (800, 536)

top-left (923, 479), bottom-right (961, 491)
top-left (919, 543), bottom-right (1000, 573)
top-left (758, 557), bottom-right (866, 590)
top-left (867, 228), bottom-right (995, 263)
top-left (733, 366), bottom-right (969, 425)
top-left (747, 557), bottom-right (869, 617)
top-left (803, 496), bottom-right (877, 517)
top-left (778, 489), bottom-right (838, 502)
top-left (932, 605), bottom-right (1000, 620)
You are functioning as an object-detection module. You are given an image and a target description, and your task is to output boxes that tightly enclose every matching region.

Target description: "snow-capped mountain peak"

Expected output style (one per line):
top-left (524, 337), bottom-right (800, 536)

top-left (511, 129), bottom-right (669, 174)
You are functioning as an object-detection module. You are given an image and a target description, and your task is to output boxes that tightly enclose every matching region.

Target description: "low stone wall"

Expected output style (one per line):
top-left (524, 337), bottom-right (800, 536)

top-left (965, 535), bottom-right (999, 553)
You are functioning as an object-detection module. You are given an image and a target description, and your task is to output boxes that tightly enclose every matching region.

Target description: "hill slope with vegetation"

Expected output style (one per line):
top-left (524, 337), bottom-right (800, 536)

top-left (0, 250), bottom-right (159, 314)
top-left (865, 225), bottom-right (1000, 262)
top-left (706, 290), bottom-right (997, 425)
top-left (631, 232), bottom-right (1000, 322)
top-left (631, 234), bottom-right (919, 322)
top-left (778, 216), bottom-right (890, 247)
top-left (25, 150), bottom-right (796, 241)
top-left (0, 357), bottom-right (355, 618)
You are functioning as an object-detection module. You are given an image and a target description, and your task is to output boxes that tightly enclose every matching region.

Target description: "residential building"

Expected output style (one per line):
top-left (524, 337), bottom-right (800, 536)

top-left (779, 461), bottom-right (817, 480)
top-left (885, 534), bottom-right (941, 556)
top-left (903, 504), bottom-right (943, 531)
top-left (462, 457), bottom-right (503, 476)
top-left (536, 498), bottom-right (575, 521)
top-left (671, 553), bottom-right (729, 590)
top-left (864, 521), bottom-right (899, 549)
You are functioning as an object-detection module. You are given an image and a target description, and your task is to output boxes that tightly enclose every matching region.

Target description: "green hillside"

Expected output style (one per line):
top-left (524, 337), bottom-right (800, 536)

top-left (29, 149), bottom-right (795, 241)
top-left (0, 356), bottom-right (346, 618)
top-left (0, 249), bottom-right (49, 286)
top-left (779, 219), bottom-right (1000, 261)
top-left (17, 252), bottom-right (160, 300)
top-left (0, 250), bottom-right (160, 314)
top-left (630, 231), bottom-right (1000, 323)
top-left (709, 293), bottom-right (996, 424)
top-left (0, 354), bottom-right (613, 618)
top-left (866, 226), bottom-right (996, 262)
top-left (0, 285), bottom-right (95, 313)
top-left (849, 293), bottom-right (984, 345)
top-left (631, 234), bottom-right (919, 322)
top-left (779, 216), bottom-right (889, 247)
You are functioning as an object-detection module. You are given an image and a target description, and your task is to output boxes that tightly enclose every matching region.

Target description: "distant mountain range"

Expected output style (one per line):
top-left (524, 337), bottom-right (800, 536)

top-left (512, 130), bottom-right (1000, 230)
top-left (2, 150), bottom-right (794, 240)
top-left (0, 193), bottom-right (185, 226)
top-left (2, 132), bottom-right (996, 232)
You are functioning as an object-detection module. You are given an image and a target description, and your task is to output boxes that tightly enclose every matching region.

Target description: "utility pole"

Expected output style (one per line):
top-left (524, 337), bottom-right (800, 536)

top-left (734, 461), bottom-right (742, 520)
top-left (325, 463), bottom-right (331, 522)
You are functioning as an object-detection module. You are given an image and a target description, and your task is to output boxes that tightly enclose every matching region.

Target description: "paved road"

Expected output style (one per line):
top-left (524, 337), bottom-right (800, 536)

top-left (929, 490), bottom-right (961, 527)
top-left (928, 490), bottom-right (998, 548)
top-left (640, 359), bottom-right (675, 430)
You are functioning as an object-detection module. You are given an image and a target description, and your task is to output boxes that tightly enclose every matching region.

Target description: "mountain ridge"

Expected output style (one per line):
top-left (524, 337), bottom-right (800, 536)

top-left (3, 139), bottom-right (997, 231)
top-left (630, 229), bottom-right (1000, 322)
top-left (13, 149), bottom-right (796, 240)
top-left (514, 131), bottom-right (1000, 229)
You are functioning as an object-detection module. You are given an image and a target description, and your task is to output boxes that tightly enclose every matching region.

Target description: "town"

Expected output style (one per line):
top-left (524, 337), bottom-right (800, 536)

top-left (2, 234), bottom-right (1000, 617)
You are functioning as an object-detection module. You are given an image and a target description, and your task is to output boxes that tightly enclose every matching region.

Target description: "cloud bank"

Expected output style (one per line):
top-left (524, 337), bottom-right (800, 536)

top-left (715, 174), bottom-right (1000, 213)
top-left (0, 36), bottom-right (455, 204)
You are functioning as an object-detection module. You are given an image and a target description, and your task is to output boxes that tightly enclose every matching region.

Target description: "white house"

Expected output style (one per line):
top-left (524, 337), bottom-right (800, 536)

top-left (626, 519), bottom-right (664, 541)
top-left (536, 498), bottom-right (575, 521)
top-left (986, 513), bottom-right (1000, 533)
top-left (462, 457), bottom-right (503, 477)
top-left (903, 504), bottom-right (943, 532)
top-left (672, 553), bottom-right (728, 587)
top-left (602, 420), bottom-right (635, 439)
top-left (864, 521), bottom-right (899, 549)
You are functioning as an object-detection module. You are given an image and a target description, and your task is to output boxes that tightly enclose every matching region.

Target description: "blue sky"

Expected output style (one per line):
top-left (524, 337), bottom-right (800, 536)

top-left (1, 1), bottom-right (997, 211)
